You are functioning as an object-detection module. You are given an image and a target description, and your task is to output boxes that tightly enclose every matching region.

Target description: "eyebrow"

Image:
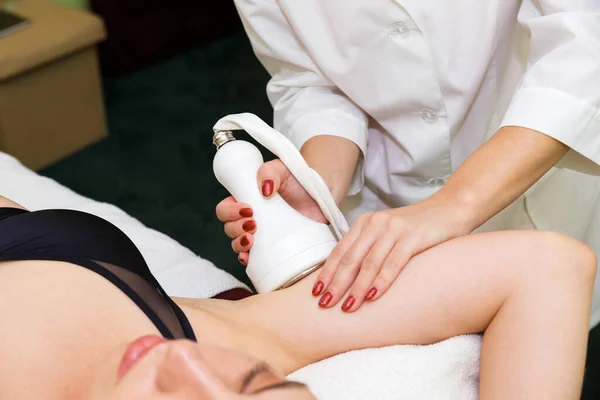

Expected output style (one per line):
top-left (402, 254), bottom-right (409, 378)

top-left (241, 362), bottom-right (308, 394)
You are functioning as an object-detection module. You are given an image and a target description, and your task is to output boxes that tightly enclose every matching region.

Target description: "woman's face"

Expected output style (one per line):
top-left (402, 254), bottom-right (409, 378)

top-left (85, 335), bottom-right (315, 399)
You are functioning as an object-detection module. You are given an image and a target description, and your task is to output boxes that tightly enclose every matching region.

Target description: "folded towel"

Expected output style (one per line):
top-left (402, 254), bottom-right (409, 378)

top-left (289, 334), bottom-right (482, 400)
top-left (0, 151), bottom-right (249, 298)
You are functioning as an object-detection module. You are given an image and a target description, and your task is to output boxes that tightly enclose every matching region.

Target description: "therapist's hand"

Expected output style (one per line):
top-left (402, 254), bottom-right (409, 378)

top-left (312, 198), bottom-right (473, 312)
top-left (215, 159), bottom-right (326, 265)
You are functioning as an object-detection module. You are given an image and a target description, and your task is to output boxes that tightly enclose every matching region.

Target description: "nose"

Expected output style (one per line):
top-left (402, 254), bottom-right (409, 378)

top-left (154, 341), bottom-right (225, 398)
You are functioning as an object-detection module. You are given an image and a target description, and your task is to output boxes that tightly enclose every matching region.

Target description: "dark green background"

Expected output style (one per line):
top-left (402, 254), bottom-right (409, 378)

top-left (41, 31), bottom-right (600, 398)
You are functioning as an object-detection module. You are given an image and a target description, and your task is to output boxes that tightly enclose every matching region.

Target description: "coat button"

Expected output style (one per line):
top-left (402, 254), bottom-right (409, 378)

top-left (389, 22), bottom-right (410, 38)
top-left (420, 108), bottom-right (439, 124)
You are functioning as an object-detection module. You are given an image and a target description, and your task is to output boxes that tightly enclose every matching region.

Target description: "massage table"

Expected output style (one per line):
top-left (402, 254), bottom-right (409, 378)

top-left (0, 150), bottom-right (481, 399)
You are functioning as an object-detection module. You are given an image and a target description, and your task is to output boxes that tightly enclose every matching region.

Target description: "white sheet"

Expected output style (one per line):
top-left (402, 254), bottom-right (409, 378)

top-left (1, 150), bottom-right (482, 399)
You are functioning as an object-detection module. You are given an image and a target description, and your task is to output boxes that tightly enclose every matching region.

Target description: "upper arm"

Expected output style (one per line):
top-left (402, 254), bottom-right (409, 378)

top-left (0, 196), bottom-right (26, 210)
top-left (234, 0), bottom-right (369, 194)
top-left (251, 231), bottom-right (572, 372)
top-left (233, 0), bottom-right (334, 88)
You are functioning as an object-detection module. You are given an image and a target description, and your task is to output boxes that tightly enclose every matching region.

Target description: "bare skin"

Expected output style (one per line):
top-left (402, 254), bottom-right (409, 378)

top-left (224, 128), bottom-right (570, 311)
top-left (0, 196), bottom-right (596, 399)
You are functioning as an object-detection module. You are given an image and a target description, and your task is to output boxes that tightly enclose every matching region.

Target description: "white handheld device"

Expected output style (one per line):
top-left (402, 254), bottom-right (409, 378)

top-left (212, 130), bottom-right (337, 293)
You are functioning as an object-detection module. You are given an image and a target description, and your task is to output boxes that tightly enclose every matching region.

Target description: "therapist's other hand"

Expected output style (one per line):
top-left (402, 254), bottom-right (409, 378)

top-left (215, 159), bottom-right (326, 265)
top-left (312, 198), bottom-right (472, 312)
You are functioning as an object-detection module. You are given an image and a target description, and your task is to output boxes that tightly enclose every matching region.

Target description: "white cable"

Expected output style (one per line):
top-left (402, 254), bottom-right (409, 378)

top-left (213, 112), bottom-right (350, 240)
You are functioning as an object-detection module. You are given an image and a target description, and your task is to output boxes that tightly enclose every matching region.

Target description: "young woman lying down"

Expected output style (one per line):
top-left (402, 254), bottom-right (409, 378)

top-left (0, 195), bottom-right (595, 400)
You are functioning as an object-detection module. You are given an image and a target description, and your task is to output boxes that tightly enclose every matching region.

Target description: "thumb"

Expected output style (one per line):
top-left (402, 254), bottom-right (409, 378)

top-left (257, 159), bottom-right (290, 197)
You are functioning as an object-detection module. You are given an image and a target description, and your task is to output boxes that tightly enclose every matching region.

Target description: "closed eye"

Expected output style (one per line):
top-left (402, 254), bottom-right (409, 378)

top-left (250, 380), bottom-right (309, 394)
top-left (240, 362), bottom-right (308, 394)
top-left (240, 362), bottom-right (271, 393)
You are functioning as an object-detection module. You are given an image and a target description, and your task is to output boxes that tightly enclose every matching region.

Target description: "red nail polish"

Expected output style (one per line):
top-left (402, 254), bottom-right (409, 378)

top-left (342, 296), bottom-right (356, 312)
top-left (240, 235), bottom-right (250, 246)
top-left (365, 287), bottom-right (378, 301)
top-left (262, 180), bottom-right (274, 197)
top-left (312, 281), bottom-right (324, 296)
top-left (239, 208), bottom-right (253, 218)
top-left (242, 220), bottom-right (256, 232)
top-left (319, 292), bottom-right (333, 307)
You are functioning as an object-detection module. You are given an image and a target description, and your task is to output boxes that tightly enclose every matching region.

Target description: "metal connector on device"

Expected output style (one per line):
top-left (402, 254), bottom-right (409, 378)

top-left (213, 130), bottom-right (236, 150)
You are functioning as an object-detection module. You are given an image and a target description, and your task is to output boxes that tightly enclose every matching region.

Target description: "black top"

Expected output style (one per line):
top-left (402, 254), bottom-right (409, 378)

top-left (0, 207), bottom-right (196, 341)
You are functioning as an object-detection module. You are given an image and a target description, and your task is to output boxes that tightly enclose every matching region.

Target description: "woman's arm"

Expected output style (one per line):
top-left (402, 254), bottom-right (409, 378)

top-left (312, 126), bottom-right (568, 311)
top-left (300, 135), bottom-right (361, 205)
top-left (433, 0), bottom-right (600, 227)
top-left (248, 230), bottom-right (596, 399)
top-left (310, 2), bottom-right (600, 311)
top-left (432, 126), bottom-right (569, 231)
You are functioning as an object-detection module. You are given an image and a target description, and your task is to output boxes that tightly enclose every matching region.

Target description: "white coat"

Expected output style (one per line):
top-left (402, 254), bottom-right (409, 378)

top-left (233, 0), bottom-right (600, 326)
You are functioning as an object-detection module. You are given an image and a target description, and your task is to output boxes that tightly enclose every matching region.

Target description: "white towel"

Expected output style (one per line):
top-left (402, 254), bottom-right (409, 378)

top-left (289, 334), bottom-right (482, 400)
top-left (0, 151), bottom-right (249, 298)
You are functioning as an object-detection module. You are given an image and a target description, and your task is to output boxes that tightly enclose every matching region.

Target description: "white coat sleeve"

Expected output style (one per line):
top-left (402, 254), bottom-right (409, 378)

top-left (233, 0), bottom-right (369, 195)
top-left (500, 1), bottom-right (600, 174)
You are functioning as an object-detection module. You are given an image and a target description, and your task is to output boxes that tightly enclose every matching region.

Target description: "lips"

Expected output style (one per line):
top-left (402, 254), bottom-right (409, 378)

top-left (118, 335), bottom-right (168, 380)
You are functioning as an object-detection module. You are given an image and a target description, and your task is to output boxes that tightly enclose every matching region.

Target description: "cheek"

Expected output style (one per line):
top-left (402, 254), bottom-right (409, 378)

top-left (196, 347), bottom-right (254, 389)
top-left (109, 375), bottom-right (158, 400)
top-left (83, 344), bottom-right (140, 400)
top-left (207, 367), bottom-right (244, 390)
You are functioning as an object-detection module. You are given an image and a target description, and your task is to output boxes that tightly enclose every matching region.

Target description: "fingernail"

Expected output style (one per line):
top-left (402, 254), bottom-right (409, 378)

top-left (342, 296), bottom-right (356, 312)
top-left (239, 208), bottom-right (253, 218)
top-left (365, 287), bottom-right (378, 301)
top-left (319, 292), bottom-right (332, 308)
top-left (312, 281), bottom-right (324, 296)
top-left (238, 255), bottom-right (245, 265)
top-left (262, 180), bottom-right (274, 197)
top-left (242, 220), bottom-right (256, 232)
top-left (240, 235), bottom-right (250, 246)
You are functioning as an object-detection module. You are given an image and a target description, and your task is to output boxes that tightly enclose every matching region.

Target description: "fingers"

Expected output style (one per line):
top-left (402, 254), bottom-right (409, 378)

top-left (238, 252), bottom-right (249, 266)
top-left (341, 234), bottom-right (398, 312)
top-left (314, 214), bottom-right (383, 308)
top-left (217, 196), bottom-right (255, 265)
top-left (224, 218), bottom-right (256, 239)
top-left (312, 212), bottom-right (413, 313)
top-left (257, 159), bottom-right (291, 197)
top-left (216, 196), bottom-right (253, 222)
top-left (312, 220), bottom-right (363, 300)
top-left (231, 233), bottom-right (253, 254)
top-left (367, 242), bottom-right (412, 302)
top-left (225, 218), bottom-right (256, 266)
top-left (219, 158), bottom-right (290, 269)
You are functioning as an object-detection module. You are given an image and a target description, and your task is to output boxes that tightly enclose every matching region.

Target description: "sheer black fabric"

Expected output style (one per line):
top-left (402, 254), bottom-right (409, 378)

top-left (0, 207), bottom-right (196, 341)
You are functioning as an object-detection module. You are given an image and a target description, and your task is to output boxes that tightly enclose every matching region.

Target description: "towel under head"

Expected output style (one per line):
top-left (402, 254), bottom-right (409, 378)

top-left (289, 334), bottom-right (482, 400)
